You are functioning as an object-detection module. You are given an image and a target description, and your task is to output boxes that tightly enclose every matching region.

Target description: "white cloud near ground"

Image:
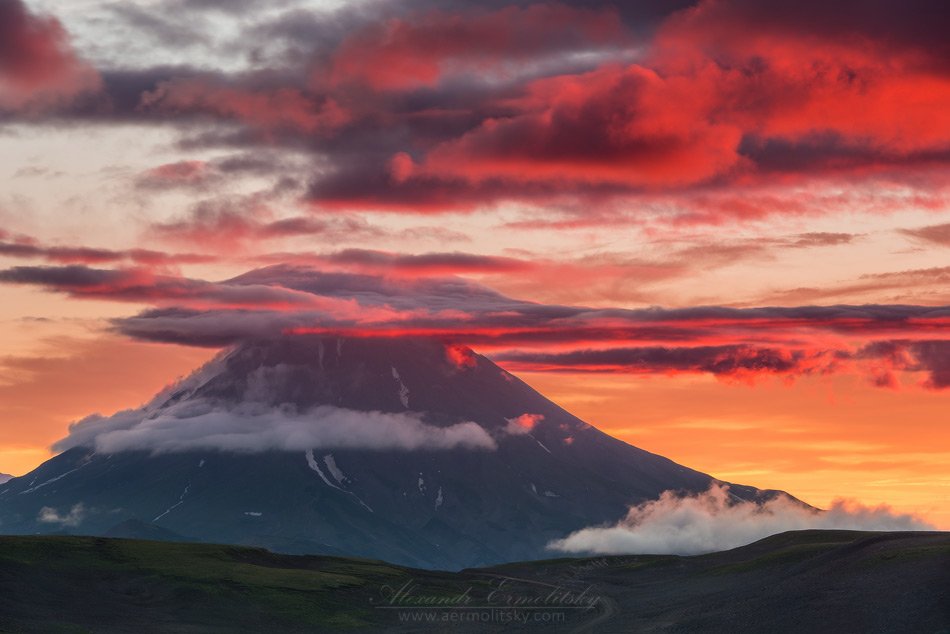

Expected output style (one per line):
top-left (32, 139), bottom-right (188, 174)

top-left (38, 503), bottom-right (86, 527)
top-left (549, 484), bottom-right (934, 556)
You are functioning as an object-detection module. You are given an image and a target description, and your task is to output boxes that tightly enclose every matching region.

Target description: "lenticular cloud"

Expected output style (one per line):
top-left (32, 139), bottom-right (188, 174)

top-left (549, 484), bottom-right (933, 556)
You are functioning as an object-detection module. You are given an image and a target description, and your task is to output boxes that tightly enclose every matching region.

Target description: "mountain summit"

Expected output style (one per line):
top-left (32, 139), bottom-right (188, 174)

top-left (0, 335), bottom-right (782, 568)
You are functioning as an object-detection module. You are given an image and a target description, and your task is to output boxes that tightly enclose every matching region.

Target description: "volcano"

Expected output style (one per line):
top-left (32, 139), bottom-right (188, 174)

top-left (0, 336), bottom-right (786, 569)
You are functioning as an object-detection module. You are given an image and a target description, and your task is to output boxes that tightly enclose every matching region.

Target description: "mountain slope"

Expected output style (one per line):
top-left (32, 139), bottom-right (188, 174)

top-left (0, 335), bottom-right (786, 569)
top-left (0, 531), bottom-right (946, 633)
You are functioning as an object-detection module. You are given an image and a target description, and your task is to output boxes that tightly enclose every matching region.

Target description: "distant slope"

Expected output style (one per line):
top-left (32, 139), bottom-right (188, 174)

top-left (0, 473), bottom-right (12, 484)
top-left (103, 518), bottom-right (188, 542)
top-left (0, 530), bottom-right (946, 633)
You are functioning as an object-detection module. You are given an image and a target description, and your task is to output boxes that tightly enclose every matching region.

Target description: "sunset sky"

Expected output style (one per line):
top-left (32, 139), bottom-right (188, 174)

top-left (1, 0), bottom-right (948, 526)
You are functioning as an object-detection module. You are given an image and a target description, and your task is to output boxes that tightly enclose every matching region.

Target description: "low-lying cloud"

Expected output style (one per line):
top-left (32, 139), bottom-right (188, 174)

top-left (38, 503), bottom-right (86, 527)
top-left (549, 484), bottom-right (934, 556)
top-left (54, 399), bottom-right (497, 454)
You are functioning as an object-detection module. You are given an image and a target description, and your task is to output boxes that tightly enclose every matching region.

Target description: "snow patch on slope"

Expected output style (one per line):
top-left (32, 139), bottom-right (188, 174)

top-left (306, 449), bottom-right (344, 491)
top-left (154, 482), bottom-right (190, 522)
top-left (20, 457), bottom-right (93, 495)
top-left (305, 450), bottom-right (373, 513)
top-left (323, 454), bottom-right (347, 485)
top-left (391, 366), bottom-right (410, 408)
top-left (20, 468), bottom-right (82, 495)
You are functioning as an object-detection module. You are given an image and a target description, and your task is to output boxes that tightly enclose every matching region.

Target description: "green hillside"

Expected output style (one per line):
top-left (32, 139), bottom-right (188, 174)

top-left (0, 530), bottom-right (947, 632)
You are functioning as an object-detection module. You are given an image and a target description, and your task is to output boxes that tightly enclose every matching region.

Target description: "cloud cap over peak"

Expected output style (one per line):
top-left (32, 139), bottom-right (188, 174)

top-left (2, 262), bottom-right (947, 389)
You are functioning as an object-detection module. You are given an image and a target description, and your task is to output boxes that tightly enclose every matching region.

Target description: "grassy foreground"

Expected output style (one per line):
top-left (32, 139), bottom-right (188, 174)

top-left (0, 530), bottom-right (947, 632)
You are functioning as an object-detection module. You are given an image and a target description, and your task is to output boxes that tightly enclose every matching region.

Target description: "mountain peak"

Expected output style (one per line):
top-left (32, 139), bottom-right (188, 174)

top-left (1, 332), bottom-right (781, 569)
top-left (155, 334), bottom-right (524, 427)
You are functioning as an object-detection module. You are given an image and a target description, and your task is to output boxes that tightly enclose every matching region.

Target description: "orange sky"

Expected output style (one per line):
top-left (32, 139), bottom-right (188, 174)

top-left (522, 372), bottom-right (950, 528)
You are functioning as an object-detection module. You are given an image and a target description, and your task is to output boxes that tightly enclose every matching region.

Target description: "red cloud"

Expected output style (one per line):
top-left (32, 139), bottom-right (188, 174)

top-left (0, 264), bottom-right (372, 314)
top-left (0, 233), bottom-right (215, 267)
top-left (654, 1), bottom-right (950, 156)
top-left (327, 3), bottom-right (627, 91)
top-left (495, 346), bottom-right (844, 383)
top-left (415, 64), bottom-right (745, 188)
top-left (403, 16), bottom-right (950, 192)
top-left (307, 0), bottom-right (950, 215)
top-left (445, 344), bottom-right (477, 369)
top-left (857, 340), bottom-right (950, 390)
top-left (506, 413), bottom-right (544, 432)
top-left (150, 199), bottom-right (383, 251)
top-left (140, 79), bottom-right (350, 135)
top-left (302, 249), bottom-right (533, 276)
top-left (2, 0), bottom-right (946, 223)
top-left (4, 262), bottom-right (946, 387)
top-left (137, 161), bottom-right (211, 188)
top-left (0, 0), bottom-right (100, 110)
